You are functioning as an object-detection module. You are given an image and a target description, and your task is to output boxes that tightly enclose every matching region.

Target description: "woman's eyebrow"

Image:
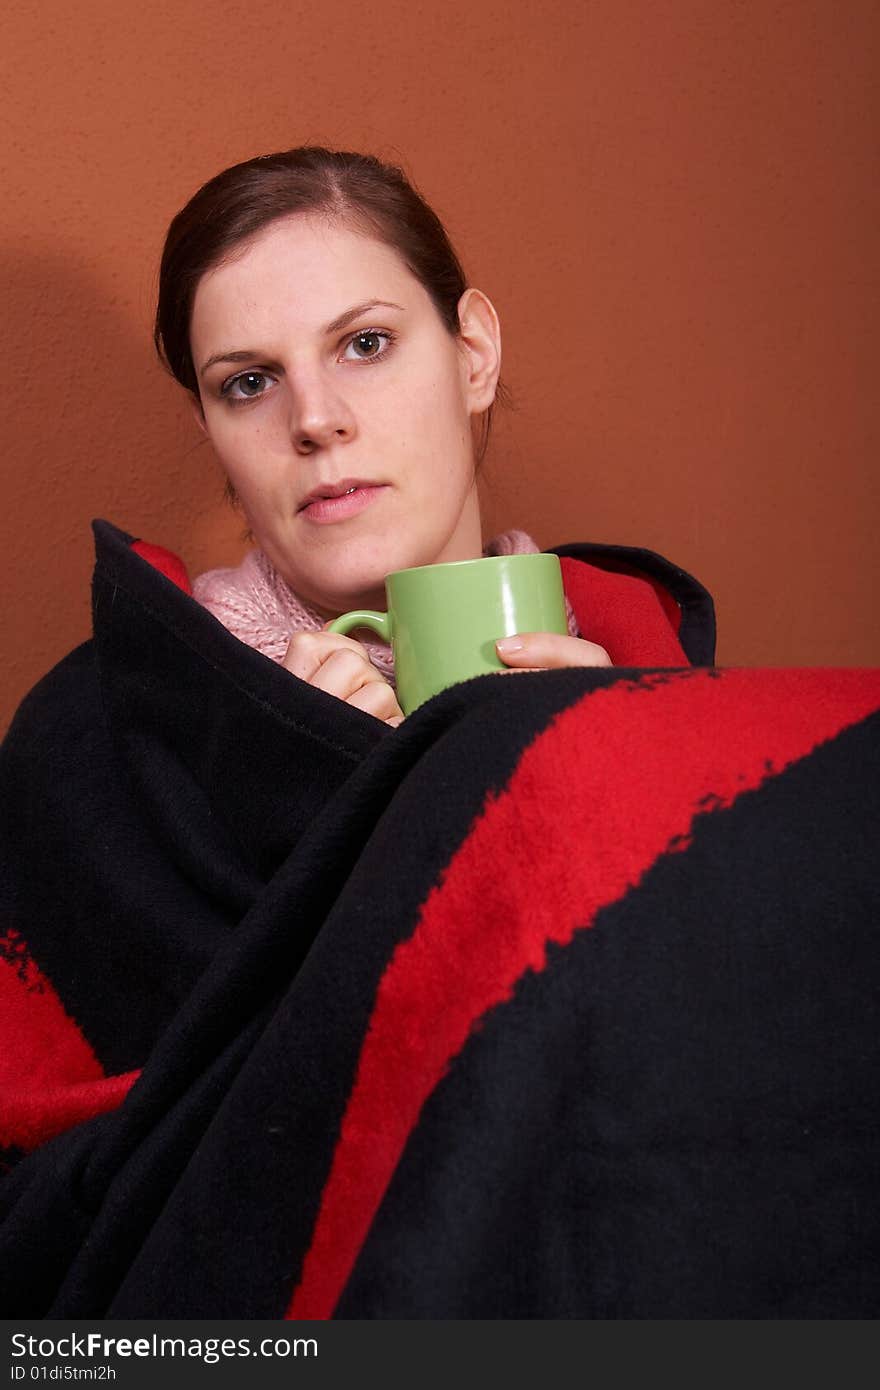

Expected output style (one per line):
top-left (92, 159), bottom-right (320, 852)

top-left (324, 299), bottom-right (405, 335)
top-left (199, 300), bottom-right (405, 377)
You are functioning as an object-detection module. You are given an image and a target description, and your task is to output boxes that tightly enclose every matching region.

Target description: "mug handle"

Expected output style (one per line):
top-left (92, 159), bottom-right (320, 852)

top-left (327, 609), bottom-right (393, 644)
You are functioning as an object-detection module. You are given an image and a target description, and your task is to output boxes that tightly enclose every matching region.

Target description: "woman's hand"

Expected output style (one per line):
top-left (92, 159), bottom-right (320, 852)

top-left (282, 630), bottom-right (404, 727)
top-left (495, 632), bottom-right (612, 671)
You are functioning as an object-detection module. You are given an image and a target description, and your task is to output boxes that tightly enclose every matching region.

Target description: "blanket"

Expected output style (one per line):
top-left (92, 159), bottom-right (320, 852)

top-left (1, 521), bottom-right (878, 1318)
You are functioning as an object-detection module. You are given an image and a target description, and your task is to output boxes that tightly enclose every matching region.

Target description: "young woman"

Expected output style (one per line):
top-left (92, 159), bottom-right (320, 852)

top-left (7, 149), bottom-right (876, 1326)
top-left (153, 147), bottom-right (704, 726)
top-left (4, 149), bottom-right (761, 1322)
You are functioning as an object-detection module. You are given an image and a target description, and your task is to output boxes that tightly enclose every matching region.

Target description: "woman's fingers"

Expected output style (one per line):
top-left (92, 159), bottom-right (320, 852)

top-left (282, 629), bottom-right (375, 683)
top-left (495, 632), bottom-right (612, 669)
top-left (309, 647), bottom-right (379, 698)
top-left (346, 679), bottom-right (405, 724)
top-left (281, 629), bottom-right (404, 724)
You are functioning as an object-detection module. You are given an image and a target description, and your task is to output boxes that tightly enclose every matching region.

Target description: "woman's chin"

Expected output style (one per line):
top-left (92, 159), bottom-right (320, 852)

top-left (282, 530), bottom-right (466, 615)
top-left (302, 574), bottom-right (390, 619)
top-left (305, 555), bottom-right (412, 614)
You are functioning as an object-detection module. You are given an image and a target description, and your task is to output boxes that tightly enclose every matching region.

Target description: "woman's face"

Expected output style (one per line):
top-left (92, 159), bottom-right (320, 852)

top-left (190, 214), bottom-right (501, 616)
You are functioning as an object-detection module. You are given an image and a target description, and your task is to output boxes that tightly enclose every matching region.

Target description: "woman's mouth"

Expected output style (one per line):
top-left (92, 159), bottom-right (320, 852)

top-left (298, 482), bottom-right (388, 524)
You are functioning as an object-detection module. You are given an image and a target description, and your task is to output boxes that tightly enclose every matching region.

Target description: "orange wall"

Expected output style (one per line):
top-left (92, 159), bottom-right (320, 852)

top-left (2, 0), bottom-right (877, 733)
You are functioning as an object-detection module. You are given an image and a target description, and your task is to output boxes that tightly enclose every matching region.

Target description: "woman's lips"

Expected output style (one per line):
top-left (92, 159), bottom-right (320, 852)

top-left (299, 484), bottom-right (388, 524)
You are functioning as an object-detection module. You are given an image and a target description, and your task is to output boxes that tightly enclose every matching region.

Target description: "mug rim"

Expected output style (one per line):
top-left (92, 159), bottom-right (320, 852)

top-left (385, 552), bottom-right (559, 582)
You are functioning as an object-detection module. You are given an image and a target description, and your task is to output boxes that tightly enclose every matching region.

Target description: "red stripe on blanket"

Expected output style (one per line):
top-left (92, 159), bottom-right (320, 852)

top-left (0, 930), bottom-right (140, 1152)
top-left (287, 668), bottom-right (880, 1319)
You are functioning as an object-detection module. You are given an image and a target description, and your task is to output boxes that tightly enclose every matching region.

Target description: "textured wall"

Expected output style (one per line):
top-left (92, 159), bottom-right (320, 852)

top-left (2, 0), bottom-right (878, 732)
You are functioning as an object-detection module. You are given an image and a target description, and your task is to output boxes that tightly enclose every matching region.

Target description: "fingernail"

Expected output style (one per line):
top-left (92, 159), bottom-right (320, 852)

top-left (496, 636), bottom-right (524, 654)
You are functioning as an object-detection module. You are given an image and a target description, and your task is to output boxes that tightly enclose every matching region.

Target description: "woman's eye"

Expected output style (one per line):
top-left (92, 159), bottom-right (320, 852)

top-left (342, 330), bottom-right (393, 362)
top-left (222, 371), bottom-right (272, 401)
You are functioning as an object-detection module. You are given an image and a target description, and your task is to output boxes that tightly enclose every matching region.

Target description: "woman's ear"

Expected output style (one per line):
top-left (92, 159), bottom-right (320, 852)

top-left (456, 288), bottom-right (502, 415)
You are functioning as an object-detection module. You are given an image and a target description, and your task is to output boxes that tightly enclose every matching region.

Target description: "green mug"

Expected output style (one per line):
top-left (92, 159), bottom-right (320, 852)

top-left (327, 552), bottom-right (567, 715)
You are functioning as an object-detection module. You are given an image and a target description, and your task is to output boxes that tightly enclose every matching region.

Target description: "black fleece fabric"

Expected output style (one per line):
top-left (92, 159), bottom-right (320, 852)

top-left (1, 520), bottom-right (878, 1318)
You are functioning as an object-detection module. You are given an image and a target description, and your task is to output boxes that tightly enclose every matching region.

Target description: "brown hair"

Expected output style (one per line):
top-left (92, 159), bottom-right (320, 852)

top-left (154, 146), bottom-right (509, 463)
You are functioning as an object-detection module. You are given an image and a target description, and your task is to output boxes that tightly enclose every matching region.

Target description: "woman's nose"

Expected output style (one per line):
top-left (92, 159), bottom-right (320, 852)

top-left (287, 372), bottom-right (356, 453)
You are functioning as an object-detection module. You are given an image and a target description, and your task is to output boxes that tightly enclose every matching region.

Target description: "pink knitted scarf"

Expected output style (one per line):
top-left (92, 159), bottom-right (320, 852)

top-left (193, 530), bottom-right (578, 686)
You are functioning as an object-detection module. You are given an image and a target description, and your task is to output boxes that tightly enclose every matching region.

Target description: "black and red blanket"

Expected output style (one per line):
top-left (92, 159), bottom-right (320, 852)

top-left (1, 521), bottom-right (878, 1318)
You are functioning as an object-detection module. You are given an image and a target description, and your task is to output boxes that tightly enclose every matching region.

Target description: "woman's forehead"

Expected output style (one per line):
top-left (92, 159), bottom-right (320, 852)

top-left (191, 214), bottom-right (423, 332)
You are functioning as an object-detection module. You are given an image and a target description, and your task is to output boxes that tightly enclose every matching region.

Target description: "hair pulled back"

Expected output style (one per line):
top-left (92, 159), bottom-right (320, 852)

top-left (154, 146), bottom-right (505, 461)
